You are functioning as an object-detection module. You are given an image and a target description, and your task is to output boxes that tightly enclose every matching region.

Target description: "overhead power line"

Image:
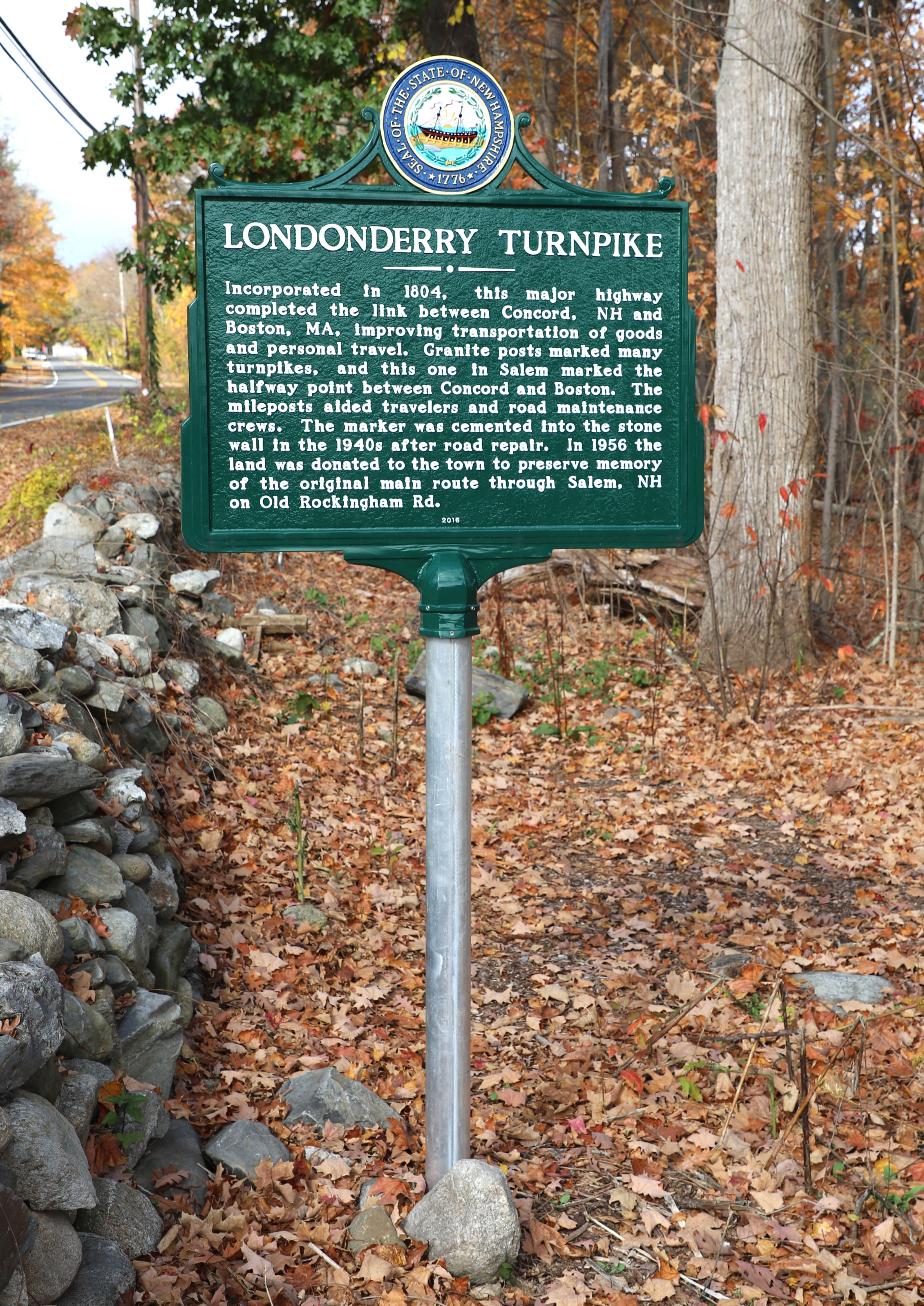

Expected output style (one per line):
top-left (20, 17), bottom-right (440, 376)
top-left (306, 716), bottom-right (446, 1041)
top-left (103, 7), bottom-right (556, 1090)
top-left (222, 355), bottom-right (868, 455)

top-left (0, 34), bottom-right (89, 142)
top-left (0, 14), bottom-right (99, 137)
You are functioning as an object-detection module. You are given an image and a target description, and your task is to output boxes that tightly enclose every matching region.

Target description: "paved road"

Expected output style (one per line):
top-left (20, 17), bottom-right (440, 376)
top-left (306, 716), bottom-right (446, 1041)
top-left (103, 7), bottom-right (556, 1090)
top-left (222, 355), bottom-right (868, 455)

top-left (0, 361), bottom-right (139, 429)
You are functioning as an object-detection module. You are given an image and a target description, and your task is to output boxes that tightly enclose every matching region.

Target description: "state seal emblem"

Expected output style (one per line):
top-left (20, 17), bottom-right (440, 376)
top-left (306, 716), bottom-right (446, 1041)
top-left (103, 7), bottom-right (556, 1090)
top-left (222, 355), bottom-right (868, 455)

top-left (380, 58), bottom-right (514, 195)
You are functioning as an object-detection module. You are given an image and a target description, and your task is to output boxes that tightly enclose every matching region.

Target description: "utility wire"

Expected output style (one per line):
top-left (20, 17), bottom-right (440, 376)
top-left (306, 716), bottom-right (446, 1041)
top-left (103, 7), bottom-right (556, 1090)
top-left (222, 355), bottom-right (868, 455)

top-left (0, 15), bottom-right (99, 135)
top-left (0, 35), bottom-right (89, 142)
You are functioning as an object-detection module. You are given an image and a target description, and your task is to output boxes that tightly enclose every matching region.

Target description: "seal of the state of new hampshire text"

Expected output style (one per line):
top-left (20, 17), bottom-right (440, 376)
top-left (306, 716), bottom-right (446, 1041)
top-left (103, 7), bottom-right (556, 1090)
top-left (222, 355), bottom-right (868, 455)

top-left (380, 57), bottom-right (514, 195)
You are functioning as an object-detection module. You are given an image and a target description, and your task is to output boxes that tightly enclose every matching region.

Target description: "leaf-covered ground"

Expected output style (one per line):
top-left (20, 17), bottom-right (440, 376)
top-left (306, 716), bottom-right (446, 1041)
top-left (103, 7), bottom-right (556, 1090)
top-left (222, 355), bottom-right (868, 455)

top-left (133, 547), bottom-right (924, 1306)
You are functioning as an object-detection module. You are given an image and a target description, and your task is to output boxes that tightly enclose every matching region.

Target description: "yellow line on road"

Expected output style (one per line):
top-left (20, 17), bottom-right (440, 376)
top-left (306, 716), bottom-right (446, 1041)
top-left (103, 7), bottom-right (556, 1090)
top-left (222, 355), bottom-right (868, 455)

top-left (81, 368), bottom-right (107, 388)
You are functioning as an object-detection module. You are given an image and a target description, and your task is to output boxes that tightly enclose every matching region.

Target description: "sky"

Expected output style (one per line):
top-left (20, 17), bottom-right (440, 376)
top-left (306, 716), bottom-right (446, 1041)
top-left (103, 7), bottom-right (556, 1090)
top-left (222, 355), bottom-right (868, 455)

top-left (0, 2), bottom-right (181, 267)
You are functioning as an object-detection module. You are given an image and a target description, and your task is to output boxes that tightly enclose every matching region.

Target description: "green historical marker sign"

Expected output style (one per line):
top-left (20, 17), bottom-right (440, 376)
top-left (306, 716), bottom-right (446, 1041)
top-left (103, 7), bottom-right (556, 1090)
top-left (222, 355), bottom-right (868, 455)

top-left (182, 60), bottom-right (703, 623)
top-left (181, 59), bottom-right (705, 1196)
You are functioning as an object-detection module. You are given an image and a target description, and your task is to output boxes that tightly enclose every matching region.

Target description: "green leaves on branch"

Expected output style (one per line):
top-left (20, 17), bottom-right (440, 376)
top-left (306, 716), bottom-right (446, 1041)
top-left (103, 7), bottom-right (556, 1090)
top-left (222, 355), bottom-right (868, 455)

top-left (67, 1), bottom-right (388, 296)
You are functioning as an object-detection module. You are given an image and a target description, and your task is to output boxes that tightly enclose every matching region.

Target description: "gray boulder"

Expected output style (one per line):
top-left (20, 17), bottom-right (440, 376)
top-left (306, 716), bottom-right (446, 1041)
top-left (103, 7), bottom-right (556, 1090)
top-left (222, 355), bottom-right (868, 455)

top-left (0, 641), bottom-right (40, 693)
top-left (46, 845), bottom-right (125, 904)
top-left (134, 1118), bottom-right (208, 1210)
top-left (403, 1158), bottom-right (520, 1285)
top-left (0, 1185), bottom-right (35, 1291)
top-left (283, 902), bottom-right (327, 928)
top-left (121, 606), bottom-right (165, 652)
top-left (55, 666), bottom-right (95, 698)
top-left (348, 1204), bottom-right (402, 1255)
top-left (8, 576), bottom-right (121, 636)
top-left (112, 852), bottom-right (154, 884)
top-left (0, 753), bottom-right (99, 809)
top-left (149, 920), bottom-right (193, 992)
top-left (59, 915), bottom-right (106, 957)
top-left (0, 600), bottom-right (67, 654)
top-left (117, 988), bottom-right (183, 1095)
top-left (20, 1211), bottom-right (82, 1304)
top-left (76, 1177), bottom-right (163, 1257)
top-left (280, 1067), bottom-right (398, 1130)
top-left (192, 696), bottom-right (228, 733)
top-left (406, 652), bottom-right (528, 719)
top-left (0, 1105), bottom-right (9, 1151)
top-left (10, 823), bottom-right (66, 891)
top-left (145, 857), bottom-right (179, 919)
top-left (203, 1120), bottom-right (290, 1180)
top-left (0, 893), bottom-right (63, 964)
top-left (42, 502), bottom-right (106, 542)
top-left (57, 818), bottom-right (112, 850)
top-left (57, 1234), bottom-right (135, 1306)
top-left (116, 512), bottom-right (160, 538)
top-left (793, 971), bottom-right (892, 1009)
top-left (57, 1059), bottom-right (112, 1143)
top-left (60, 990), bottom-right (114, 1060)
top-left (0, 798), bottom-right (25, 849)
top-left (83, 679), bottom-right (126, 717)
top-left (0, 956), bottom-right (65, 1090)
top-left (122, 882), bottom-right (158, 946)
top-left (162, 658), bottom-right (199, 693)
top-left (0, 538), bottom-right (98, 582)
top-left (169, 568), bottom-right (220, 596)
top-left (0, 1270), bottom-right (26, 1306)
top-left (2, 1091), bottom-right (96, 1210)
top-left (0, 703), bottom-right (25, 759)
top-left (98, 907), bottom-right (149, 972)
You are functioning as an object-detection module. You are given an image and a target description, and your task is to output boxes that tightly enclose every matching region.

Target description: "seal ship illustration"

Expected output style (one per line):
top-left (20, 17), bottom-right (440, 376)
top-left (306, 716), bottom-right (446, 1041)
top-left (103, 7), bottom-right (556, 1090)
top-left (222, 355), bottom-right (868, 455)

top-left (410, 102), bottom-right (485, 151)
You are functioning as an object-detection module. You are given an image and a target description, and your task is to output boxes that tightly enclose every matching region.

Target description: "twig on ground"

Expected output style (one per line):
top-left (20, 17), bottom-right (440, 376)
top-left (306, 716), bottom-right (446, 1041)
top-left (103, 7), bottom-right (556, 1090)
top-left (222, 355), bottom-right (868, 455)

top-left (615, 978), bottom-right (723, 1072)
top-left (766, 1019), bottom-right (862, 1167)
top-left (799, 1039), bottom-right (815, 1195)
top-left (718, 982), bottom-right (781, 1145)
top-left (307, 1242), bottom-right (343, 1273)
top-left (588, 1217), bottom-right (730, 1301)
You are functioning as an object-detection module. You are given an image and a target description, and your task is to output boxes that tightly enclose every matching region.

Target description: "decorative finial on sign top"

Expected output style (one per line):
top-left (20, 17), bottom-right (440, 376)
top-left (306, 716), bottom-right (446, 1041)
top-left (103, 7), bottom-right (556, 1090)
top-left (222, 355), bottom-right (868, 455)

top-left (655, 176), bottom-right (675, 196)
top-left (208, 163), bottom-right (227, 186)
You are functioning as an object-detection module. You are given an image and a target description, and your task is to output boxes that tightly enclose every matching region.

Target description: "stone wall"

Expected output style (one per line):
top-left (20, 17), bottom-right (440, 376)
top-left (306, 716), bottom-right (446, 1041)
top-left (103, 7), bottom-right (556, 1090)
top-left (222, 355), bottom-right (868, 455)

top-left (0, 471), bottom-right (228, 1304)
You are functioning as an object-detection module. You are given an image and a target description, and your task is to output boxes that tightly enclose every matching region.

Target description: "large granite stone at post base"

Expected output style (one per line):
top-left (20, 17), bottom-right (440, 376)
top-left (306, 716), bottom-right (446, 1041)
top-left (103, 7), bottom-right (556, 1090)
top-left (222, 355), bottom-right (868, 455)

top-left (2, 1091), bottom-right (96, 1211)
top-left (0, 753), bottom-right (100, 809)
top-left (403, 1158), bottom-right (521, 1286)
top-left (75, 1177), bottom-right (163, 1258)
top-left (20, 1211), bottom-right (82, 1305)
top-left (0, 1185), bottom-right (36, 1292)
top-left (133, 1118), bottom-right (209, 1211)
top-left (0, 893), bottom-right (64, 964)
top-left (203, 1120), bottom-right (291, 1180)
top-left (280, 1066), bottom-right (399, 1130)
top-left (116, 988), bottom-right (183, 1096)
top-left (405, 651), bottom-right (528, 719)
top-left (57, 1234), bottom-right (136, 1306)
top-left (0, 699), bottom-right (25, 759)
top-left (0, 957), bottom-right (65, 1091)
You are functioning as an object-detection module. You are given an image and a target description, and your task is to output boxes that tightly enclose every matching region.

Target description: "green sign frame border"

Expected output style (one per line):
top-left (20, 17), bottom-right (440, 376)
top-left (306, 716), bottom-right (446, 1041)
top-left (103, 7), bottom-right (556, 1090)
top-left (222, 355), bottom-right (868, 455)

top-left (181, 108), bottom-right (703, 634)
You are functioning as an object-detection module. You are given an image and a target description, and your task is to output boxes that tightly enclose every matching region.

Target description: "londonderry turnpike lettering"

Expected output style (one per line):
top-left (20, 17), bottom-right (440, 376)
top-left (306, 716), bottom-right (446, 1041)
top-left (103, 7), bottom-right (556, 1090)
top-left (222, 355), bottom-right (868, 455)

top-left (198, 198), bottom-right (690, 541)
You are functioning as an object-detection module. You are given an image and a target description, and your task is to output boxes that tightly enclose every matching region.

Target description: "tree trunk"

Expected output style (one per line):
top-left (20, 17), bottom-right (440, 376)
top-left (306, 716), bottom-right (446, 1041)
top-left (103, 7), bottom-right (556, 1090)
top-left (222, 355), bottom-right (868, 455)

top-left (537, 1), bottom-right (567, 171)
top-left (418, 0), bottom-right (481, 62)
top-left (700, 0), bottom-right (821, 672)
top-left (818, 5), bottom-right (844, 604)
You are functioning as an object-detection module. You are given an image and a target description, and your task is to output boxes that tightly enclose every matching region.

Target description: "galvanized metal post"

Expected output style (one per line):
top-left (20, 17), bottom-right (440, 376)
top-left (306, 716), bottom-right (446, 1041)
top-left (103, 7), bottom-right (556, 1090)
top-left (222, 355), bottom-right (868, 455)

top-left (424, 633), bottom-right (472, 1188)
